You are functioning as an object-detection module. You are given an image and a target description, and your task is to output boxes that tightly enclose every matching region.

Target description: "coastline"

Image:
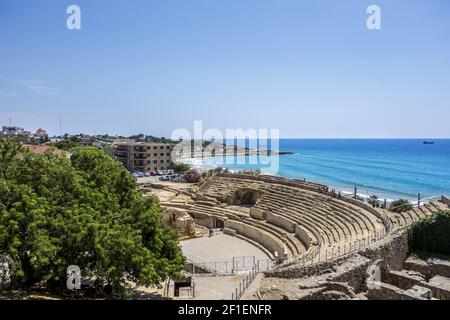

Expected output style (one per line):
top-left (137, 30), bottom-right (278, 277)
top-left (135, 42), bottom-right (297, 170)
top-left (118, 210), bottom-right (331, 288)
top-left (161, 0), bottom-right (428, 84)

top-left (178, 147), bottom-right (293, 159)
top-left (183, 156), bottom-right (429, 204)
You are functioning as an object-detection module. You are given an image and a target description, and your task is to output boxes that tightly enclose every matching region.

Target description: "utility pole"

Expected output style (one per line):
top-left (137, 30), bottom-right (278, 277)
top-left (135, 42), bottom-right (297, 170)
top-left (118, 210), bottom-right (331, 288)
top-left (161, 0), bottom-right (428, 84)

top-left (418, 193), bottom-right (421, 207)
top-left (59, 115), bottom-right (62, 137)
top-left (354, 186), bottom-right (358, 199)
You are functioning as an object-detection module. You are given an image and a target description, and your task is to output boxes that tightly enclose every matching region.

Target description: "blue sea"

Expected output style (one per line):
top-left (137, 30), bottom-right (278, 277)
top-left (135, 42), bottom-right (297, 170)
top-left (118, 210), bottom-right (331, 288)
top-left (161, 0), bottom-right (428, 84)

top-left (187, 139), bottom-right (450, 202)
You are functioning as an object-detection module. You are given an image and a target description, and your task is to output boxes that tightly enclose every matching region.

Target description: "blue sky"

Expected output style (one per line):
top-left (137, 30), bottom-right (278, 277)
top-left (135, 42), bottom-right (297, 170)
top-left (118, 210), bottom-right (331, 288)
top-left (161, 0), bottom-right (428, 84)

top-left (1, 0), bottom-right (449, 138)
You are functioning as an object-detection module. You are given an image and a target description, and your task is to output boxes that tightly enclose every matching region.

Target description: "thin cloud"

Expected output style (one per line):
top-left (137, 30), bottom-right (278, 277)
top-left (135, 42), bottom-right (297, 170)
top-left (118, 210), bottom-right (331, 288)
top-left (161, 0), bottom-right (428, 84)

top-left (27, 85), bottom-right (58, 96)
top-left (12, 79), bottom-right (58, 96)
top-left (0, 91), bottom-right (18, 97)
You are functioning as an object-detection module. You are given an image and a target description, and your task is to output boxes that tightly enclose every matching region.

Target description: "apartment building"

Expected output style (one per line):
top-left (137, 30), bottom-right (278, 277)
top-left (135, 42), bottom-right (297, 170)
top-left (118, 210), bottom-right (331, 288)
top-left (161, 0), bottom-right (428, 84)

top-left (114, 141), bottom-right (175, 172)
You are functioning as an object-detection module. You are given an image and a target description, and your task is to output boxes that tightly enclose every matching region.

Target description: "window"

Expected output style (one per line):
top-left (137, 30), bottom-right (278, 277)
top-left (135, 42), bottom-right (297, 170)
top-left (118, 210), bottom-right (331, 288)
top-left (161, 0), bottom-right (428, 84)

top-left (160, 153), bottom-right (164, 156)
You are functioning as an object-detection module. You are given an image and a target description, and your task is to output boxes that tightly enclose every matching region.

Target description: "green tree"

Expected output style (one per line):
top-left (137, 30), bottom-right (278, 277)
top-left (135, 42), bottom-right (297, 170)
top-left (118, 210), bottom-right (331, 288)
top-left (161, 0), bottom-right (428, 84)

top-left (54, 139), bottom-right (80, 151)
top-left (368, 195), bottom-right (380, 208)
top-left (389, 199), bottom-right (412, 213)
top-left (408, 211), bottom-right (450, 256)
top-left (0, 138), bottom-right (185, 292)
top-left (173, 163), bottom-right (190, 173)
top-left (390, 199), bottom-right (413, 213)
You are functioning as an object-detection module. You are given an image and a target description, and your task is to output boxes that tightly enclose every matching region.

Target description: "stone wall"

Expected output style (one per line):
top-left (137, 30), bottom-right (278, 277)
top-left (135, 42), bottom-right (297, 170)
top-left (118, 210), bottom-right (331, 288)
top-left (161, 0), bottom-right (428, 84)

top-left (341, 197), bottom-right (392, 232)
top-left (367, 282), bottom-right (425, 300)
top-left (295, 225), bottom-right (311, 248)
top-left (388, 270), bottom-right (423, 290)
top-left (250, 207), bottom-right (267, 220)
top-left (267, 212), bottom-right (296, 233)
top-left (441, 195), bottom-right (450, 206)
top-left (266, 231), bottom-right (409, 293)
top-left (162, 208), bottom-right (197, 237)
top-left (359, 231), bottom-right (409, 271)
top-left (224, 219), bottom-right (286, 259)
top-left (188, 210), bottom-right (215, 229)
top-left (216, 173), bottom-right (327, 194)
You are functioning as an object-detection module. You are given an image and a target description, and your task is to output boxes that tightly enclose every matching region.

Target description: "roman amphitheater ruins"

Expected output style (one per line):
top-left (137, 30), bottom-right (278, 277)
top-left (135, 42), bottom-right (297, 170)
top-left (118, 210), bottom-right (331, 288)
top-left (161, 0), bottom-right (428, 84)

top-left (139, 172), bottom-right (450, 300)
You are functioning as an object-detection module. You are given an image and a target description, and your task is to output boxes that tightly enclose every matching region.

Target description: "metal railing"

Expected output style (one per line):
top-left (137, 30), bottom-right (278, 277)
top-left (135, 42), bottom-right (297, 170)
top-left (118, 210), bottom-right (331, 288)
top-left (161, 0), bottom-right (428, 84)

top-left (185, 253), bottom-right (272, 276)
top-left (231, 265), bottom-right (259, 300)
top-left (290, 227), bottom-right (388, 268)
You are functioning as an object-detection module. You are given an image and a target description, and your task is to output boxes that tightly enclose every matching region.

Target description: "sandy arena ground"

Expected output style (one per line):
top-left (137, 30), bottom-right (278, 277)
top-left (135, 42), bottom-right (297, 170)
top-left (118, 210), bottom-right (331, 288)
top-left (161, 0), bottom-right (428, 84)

top-left (181, 234), bottom-right (270, 263)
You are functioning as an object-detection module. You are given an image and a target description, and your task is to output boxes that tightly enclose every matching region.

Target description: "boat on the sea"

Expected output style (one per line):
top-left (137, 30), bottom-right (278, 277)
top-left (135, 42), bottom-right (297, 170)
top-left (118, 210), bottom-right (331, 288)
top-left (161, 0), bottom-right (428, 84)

top-left (423, 141), bottom-right (435, 145)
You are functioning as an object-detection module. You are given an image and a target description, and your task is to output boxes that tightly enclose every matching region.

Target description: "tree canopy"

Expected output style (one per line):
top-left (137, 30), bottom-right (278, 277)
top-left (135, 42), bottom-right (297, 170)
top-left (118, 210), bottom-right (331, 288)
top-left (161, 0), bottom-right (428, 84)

top-left (389, 199), bottom-right (413, 213)
top-left (0, 138), bottom-right (184, 292)
top-left (54, 139), bottom-right (80, 151)
top-left (408, 211), bottom-right (450, 256)
top-left (173, 163), bottom-right (190, 174)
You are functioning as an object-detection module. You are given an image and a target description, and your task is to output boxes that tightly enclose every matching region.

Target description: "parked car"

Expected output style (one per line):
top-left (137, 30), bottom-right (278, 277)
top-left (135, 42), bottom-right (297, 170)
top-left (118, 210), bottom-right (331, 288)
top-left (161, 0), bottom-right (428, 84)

top-left (132, 172), bottom-right (144, 178)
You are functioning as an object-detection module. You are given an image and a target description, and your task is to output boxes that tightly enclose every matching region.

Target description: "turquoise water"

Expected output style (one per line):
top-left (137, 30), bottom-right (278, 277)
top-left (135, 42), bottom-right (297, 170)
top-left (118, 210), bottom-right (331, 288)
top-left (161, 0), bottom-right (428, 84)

top-left (188, 139), bottom-right (450, 201)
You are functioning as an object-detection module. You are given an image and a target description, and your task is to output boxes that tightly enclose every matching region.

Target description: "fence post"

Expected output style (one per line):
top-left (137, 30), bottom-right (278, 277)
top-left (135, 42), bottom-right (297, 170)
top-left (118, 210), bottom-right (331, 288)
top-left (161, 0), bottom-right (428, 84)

top-left (232, 257), bottom-right (235, 274)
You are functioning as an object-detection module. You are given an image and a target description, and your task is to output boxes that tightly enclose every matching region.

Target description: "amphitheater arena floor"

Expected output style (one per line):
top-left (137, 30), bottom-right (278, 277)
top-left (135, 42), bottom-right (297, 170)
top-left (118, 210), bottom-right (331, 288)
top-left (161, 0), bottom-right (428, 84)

top-left (180, 234), bottom-right (270, 262)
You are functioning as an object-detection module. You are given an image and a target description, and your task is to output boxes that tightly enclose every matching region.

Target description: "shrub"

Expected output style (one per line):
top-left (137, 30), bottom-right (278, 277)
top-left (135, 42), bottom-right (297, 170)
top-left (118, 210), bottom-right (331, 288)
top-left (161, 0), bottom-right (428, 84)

top-left (408, 211), bottom-right (450, 256)
top-left (184, 169), bottom-right (201, 183)
top-left (390, 199), bottom-right (413, 213)
top-left (54, 139), bottom-right (80, 151)
top-left (173, 163), bottom-right (190, 173)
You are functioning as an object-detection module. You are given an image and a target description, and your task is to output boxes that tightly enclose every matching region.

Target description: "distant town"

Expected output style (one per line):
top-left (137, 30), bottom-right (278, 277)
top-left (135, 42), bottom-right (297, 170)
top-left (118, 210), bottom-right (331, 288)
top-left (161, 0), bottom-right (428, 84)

top-left (0, 123), bottom-right (285, 177)
top-left (0, 123), bottom-right (180, 174)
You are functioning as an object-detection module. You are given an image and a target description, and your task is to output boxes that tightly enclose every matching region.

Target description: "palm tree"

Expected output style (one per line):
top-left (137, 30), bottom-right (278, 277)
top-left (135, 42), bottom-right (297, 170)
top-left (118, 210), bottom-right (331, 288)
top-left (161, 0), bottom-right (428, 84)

top-left (368, 195), bottom-right (380, 208)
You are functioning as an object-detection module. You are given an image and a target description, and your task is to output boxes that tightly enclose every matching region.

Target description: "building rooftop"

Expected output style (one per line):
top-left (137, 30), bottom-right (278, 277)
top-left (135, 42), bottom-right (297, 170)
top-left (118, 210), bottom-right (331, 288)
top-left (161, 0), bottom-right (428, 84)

top-left (22, 144), bottom-right (71, 158)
